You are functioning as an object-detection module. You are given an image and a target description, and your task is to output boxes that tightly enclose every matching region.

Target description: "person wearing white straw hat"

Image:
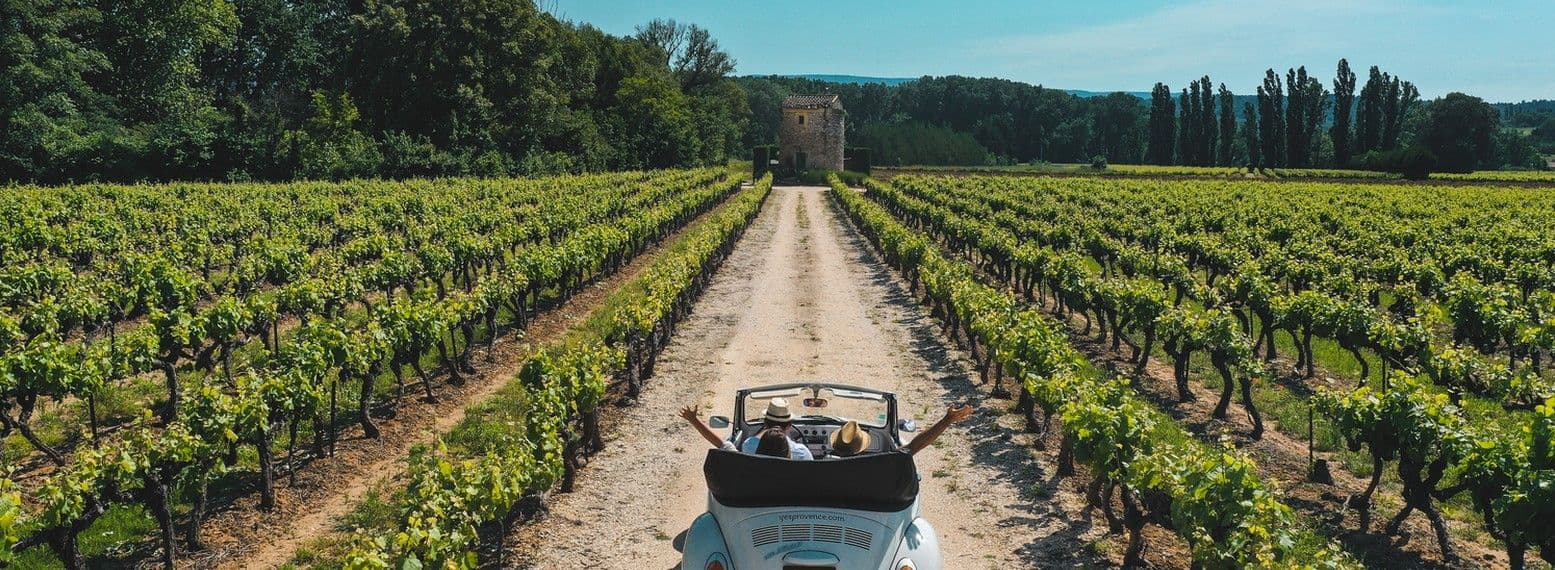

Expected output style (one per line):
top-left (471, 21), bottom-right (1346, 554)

top-left (679, 398), bottom-right (813, 460)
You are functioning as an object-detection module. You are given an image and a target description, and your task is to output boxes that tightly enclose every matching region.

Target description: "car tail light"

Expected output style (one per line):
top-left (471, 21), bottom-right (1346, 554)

top-left (706, 562), bottom-right (724, 570)
top-left (705, 552), bottom-right (730, 570)
top-left (896, 559), bottom-right (917, 570)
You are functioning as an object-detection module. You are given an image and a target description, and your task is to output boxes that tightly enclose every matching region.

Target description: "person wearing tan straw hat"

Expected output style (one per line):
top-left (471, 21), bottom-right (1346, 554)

top-left (828, 404), bottom-right (972, 458)
top-left (828, 420), bottom-right (872, 458)
top-left (679, 398), bottom-right (814, 460)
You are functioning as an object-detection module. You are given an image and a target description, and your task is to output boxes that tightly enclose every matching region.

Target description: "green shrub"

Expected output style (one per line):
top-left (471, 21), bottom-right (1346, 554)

top-left (379, 132), bottom-right (464, 178)
top-left (799, 169), bottom-right (867, 186)
top-left (1358, 146), bottom-right (1438, 180)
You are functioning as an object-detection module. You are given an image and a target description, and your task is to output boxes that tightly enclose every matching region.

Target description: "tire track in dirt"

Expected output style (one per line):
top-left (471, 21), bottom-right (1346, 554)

top-left (509, 187), bottom-right (1106, 569)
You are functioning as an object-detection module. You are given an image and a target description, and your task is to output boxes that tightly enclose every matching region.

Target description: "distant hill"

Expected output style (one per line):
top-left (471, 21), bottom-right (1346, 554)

top-left (1064, 89), bottom-right (1151, 99)
top-left (781, 74), bottom-right (1543, 110)
top-left (781, 75), bottom-right (1152, 99)
top-left (782, 74), bottom-right (916, 86)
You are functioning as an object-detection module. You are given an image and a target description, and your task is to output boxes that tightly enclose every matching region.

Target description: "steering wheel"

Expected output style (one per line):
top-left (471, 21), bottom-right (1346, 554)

top-left (784, 424), bottom-right (805, 442)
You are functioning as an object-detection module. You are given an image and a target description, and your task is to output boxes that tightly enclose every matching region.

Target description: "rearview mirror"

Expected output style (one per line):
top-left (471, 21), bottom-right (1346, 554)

top-left (803, 398), bottom-right (828, 408)
top-left (898, 419), bottom-right (918, 433)
top-left (709, 415), bottom-right (731, 429)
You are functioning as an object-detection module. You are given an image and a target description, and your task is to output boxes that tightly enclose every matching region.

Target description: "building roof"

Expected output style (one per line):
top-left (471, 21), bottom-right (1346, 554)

top-left (782, 94), bottom-right (841, 109)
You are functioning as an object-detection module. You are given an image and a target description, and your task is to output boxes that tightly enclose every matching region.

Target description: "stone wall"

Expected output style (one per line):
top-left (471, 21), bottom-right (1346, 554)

top-left (779, 106), bottom-right (845, 171)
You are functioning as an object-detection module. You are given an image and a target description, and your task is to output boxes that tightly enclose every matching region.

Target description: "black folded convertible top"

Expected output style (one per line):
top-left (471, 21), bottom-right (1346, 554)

top-left (702, 449), bottom-right (919, 512)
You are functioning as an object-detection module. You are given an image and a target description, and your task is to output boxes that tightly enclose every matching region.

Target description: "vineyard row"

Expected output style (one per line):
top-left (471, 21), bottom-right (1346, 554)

top-left (0, 169), bottom-right (742, 568)
top-left (859, 174), bottom-right (1554, 567)
top-left (830, 175), bottom-right (1357, 569)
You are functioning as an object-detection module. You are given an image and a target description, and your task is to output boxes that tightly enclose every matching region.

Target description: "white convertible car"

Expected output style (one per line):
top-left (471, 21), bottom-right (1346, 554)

top-left (681, 383), bottom-right (941, 570)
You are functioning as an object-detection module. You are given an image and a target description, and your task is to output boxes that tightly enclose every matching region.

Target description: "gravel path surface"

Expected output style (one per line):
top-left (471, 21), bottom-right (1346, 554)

top-left (509, 186), bottom-right (1107, 569)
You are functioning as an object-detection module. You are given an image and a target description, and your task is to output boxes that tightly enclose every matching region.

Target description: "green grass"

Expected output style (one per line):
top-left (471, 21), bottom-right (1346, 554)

top-left (3, 379), bottom-right (167, 464)
top-left (1133, 288), bottom-right (1530, 550)
top-left (283, 484), bottom-right (399, 569)
top-left (1163, 322), bottom-right (1515, 551)
top-left (13, 505), bottom-right (157, 569)
top-left (1044, 278), bottom-right (1512, 561)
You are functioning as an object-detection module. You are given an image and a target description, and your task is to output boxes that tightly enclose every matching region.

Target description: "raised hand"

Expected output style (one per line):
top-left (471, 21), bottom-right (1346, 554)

top-left (944, 404), bottom-right (973, 423)
top-left (681, 404), bottom-right (727, 448)
top-left (678, 405), bottom-right (700, 422)
top-left (906, 404), bottom-right (975, 455)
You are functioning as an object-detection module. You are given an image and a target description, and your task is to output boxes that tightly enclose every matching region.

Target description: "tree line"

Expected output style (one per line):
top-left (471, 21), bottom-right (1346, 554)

top-left (1, 0), bottom-right (749, 184)
top-left (1145, 60), bottom-right (1541, 173)
top-left (743, 64), bottom-right (1543, 174)
top-left (738, 75), bottom-right (1148, 166)
top-left (1494, 101), bottom-right (1555, 157)
top-left (5, 1), bottom-right (1546, 184)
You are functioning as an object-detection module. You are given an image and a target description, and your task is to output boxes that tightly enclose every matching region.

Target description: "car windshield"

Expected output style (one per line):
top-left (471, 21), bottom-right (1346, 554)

top-left (743, 386), bottom-right (888, 428)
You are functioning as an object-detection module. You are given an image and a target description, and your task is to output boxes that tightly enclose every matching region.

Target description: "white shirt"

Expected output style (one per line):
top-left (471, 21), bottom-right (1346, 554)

top-left (724, 434), bottom-right (814, 460)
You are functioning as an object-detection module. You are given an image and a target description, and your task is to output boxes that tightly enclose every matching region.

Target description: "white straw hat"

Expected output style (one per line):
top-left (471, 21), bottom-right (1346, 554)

top-left (764, 398), bottom-right (793, 423)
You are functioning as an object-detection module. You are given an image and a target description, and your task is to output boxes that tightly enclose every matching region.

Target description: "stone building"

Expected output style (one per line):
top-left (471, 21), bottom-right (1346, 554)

top-left (779, 94), bottom-right (845, 171)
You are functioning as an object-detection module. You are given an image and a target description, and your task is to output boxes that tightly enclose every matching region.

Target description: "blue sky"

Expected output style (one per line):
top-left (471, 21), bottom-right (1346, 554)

top-left (543, 0), bottom-right (1554, 102)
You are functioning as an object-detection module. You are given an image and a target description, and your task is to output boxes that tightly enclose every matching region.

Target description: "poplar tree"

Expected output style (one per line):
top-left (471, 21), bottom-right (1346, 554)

top-left (1257, 70), bottom-right (1285, 167)
top-left (1383, 79), bottom-right (1419, 150)
top-left (1194, 83), bottom-right (1206, 165)
top-left (1146, 83), bottom-right (1176, 165)
top-left (1356, 66), bottom-right (1386, 156)
top-left (1284, 66), bottom-right (1327, 168)
top-left (1382, 78), bottom-right (1401, 151)
top-left (1285, 68), bottom-right (1306, 167)
top-left (1177, 89), bottom-right (1192, 164)
top-left (1243, 102), bottom-right (1260, 170)
top-left (1332, 59), bottom-right (1357, 166)
top-left (1355, 66), bottom-right (1419, 156)
top-left (1199, 76), bottom-right (1216, 165)
top-left (1300, 72), bottom-right (1329, 166)
top-left (1218, 84), bottom-right (1236, 166)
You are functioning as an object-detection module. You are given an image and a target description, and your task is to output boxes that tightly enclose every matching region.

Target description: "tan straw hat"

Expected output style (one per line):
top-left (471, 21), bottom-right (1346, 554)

top-left (764, 397), bottom-right (793, 423)
top-left (829, 420), bottom-right (871, 457)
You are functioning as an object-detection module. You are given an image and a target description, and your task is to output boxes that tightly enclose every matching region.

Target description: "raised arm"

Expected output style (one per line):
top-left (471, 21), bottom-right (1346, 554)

top-left (904, 404), bottom-right (974, 455)
top-left (679, 405), bottom-right (727, 448)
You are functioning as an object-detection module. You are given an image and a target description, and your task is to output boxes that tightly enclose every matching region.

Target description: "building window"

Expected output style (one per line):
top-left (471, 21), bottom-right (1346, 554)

top-left (798, 114), bottom-right (806, 125)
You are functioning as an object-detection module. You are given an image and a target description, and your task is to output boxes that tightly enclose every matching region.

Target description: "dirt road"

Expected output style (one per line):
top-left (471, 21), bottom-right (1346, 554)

top-left (509, 186), bottom-right (1105, 569)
